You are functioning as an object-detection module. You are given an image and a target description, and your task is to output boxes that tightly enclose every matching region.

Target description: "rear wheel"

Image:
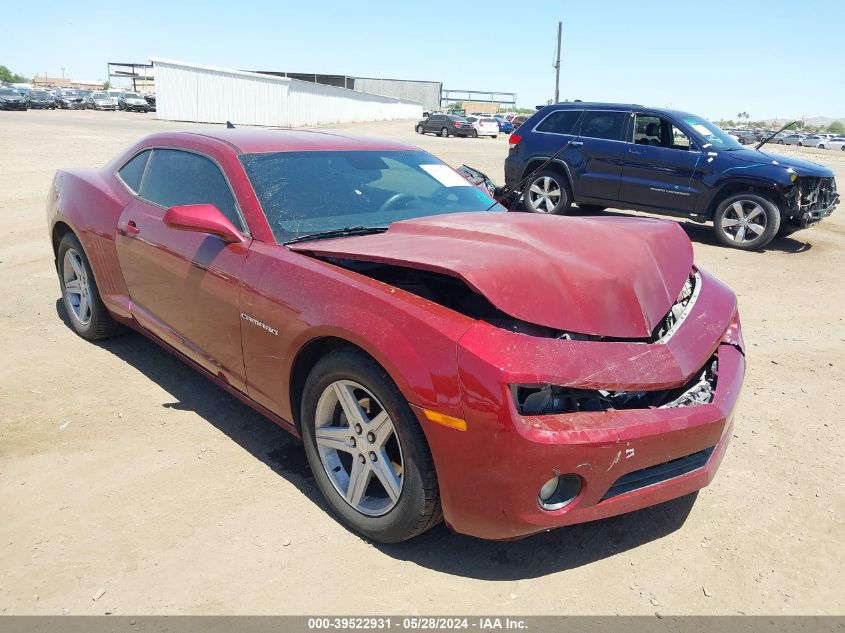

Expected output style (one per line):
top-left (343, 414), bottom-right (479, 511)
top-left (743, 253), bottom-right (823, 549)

top-left (818, 144), bottom-right (825, 150)
top-left (57, 233), bottom-right (122, 339)
top-left (301, 349), bottom-right (441, 543)
top-left (415, 124), bottom-right (423, 134)
top-left (713, 193), bottom-right (781, 250)
top-left (523, 168), bottom-right (572, 214)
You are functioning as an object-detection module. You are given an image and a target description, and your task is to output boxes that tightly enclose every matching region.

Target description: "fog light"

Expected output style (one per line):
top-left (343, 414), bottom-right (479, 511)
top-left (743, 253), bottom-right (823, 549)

top-left (537, 473), bottom-right (581, 511)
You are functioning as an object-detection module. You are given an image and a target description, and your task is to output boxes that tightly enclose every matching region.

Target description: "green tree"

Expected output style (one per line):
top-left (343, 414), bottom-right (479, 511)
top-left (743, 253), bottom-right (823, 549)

top-left (0, 65), bottom-right (29, 83)
top-left (102, 80), bottom-right (111, 90)
top-left (827, 121), bottom-right (845, 134)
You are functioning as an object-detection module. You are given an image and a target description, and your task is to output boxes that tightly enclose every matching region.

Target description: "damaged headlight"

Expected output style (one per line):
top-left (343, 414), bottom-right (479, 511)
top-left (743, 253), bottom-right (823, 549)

top-left (512, 356), bottom-right (718, 415)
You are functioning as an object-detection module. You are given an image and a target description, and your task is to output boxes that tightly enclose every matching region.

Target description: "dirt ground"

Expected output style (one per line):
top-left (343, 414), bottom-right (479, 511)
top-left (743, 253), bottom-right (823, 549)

top-left (0, 110), bottom-right (843, 616)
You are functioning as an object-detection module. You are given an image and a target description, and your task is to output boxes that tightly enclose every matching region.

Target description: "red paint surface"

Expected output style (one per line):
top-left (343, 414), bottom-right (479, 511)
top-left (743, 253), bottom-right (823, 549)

top-left (47, 129), bottom-right (746, 539)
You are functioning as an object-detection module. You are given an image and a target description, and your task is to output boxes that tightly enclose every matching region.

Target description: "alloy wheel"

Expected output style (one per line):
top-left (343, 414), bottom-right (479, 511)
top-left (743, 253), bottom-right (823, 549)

top-left (63, 248), bottom-right (92, 325)
top-left (313, 380), bottom-right (404, 516)
top-left (720, 200), bottom-right (767, 244)
top-left (528, 176), bottom-right (562, 213)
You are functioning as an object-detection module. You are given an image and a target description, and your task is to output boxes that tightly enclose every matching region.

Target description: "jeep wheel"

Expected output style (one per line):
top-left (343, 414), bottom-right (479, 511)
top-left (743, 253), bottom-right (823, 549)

top-left (713, 193), bottom-right (781, 250)
top-left (524, 168), bottom-right (572, 214)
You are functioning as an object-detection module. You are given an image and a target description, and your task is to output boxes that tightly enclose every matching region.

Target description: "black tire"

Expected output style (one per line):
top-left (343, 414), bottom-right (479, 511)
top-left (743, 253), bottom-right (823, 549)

top-left (712, 193), bottom-right (781, 250)
top-left (57, 233), bottom-right (122, 339)
top-left (415, 124), bottom-right (423, 134)
top-left (578, 203), bottom-right (607, 213)
top-left (818, 144), bottom-right (825, 150)
top-left (777, 139), bottom-right (783, 144)
top-left (492, 135), bottom-right (498, 139)
top-left (471, 130), bottom-right (478, 138)
top-left (798, 142), bottom-right (803, 147)
top-left (440, 127), bottom-right (449, 138)
top-left (301, 348), bottom-right (441, 543)
top-left (523, 167), bottom-right (572, 215)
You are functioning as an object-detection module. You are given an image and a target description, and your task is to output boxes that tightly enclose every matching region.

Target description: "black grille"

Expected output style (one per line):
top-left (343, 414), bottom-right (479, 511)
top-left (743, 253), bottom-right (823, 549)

top-left (600, 446), bottom-right (715, 501)
top-left (798, 176), bottom-right (837, 211)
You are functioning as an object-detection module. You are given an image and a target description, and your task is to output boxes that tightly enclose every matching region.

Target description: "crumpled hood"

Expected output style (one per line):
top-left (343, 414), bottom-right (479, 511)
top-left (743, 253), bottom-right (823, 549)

top-left (727, 148), bottom-right (834, 177)
top-left (289, 212), bottom-right (694, 338)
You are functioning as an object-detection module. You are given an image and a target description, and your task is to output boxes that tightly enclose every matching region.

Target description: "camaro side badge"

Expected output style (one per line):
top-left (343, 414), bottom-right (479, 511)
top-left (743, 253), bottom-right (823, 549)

top-left (240, 313), bottom-right (279, 336)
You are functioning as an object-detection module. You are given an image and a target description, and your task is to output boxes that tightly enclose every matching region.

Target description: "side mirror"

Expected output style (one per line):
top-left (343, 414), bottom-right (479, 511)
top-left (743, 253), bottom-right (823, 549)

top-left (163, 204), bottom-right (244, 244)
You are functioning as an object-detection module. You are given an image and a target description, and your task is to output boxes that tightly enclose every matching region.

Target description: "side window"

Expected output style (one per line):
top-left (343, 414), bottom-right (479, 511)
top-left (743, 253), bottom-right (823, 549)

top-left (580, 111), bottom-right (627, 141)
top-left (140, 149), bottom-right (243, 230)
top-left (117, 150), bottom-right (151, 193)
top-left (535, 110), bottom-right (582, 135)
top-left (633, 114), bottom-right (663, 145)
top-left (671, 125), bottom-right (691, 150)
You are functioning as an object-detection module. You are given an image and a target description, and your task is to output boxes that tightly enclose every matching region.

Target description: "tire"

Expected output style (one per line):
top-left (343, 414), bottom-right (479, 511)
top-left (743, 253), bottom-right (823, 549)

top-left (777, 139), bottom-right (783, 144)
top-left (471, 130), bottom-right (478, 138)
top-left (415, 124), bottom-right (423, 134)
top-left (818, 144), bottom-right (825, 150)
top-left (523, 167), bottom-right (572, 214)
top-left (712, 193), bottom-right (781, 250)
top-left (301, 348), bottom-right (441, 543)
top-left (492, 135), bottom-right (498, 139)
top-left (798, 142), bottom-right (803, 147)
top-left (440, 127), bottom-right (449, 138)
top-left (578, 203), bottom-right (607, 213)
top-left (57, 233), bottom-right (122, 339)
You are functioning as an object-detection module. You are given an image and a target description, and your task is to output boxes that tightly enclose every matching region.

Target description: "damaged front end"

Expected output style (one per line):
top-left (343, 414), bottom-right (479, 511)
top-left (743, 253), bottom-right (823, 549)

top-left (782, 175), bottom-right (839, 227)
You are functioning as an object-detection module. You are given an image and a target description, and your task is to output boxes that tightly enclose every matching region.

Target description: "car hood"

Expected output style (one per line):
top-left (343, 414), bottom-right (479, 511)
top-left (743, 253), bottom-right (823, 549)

top-left (289, 212), bottom-right (693, 338)
top-left (725, 148), bottom-right (834, 177)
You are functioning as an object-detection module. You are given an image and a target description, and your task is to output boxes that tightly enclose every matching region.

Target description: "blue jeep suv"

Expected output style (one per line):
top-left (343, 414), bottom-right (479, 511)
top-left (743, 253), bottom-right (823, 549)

top-left (505, 103), bottom-right (839, 249)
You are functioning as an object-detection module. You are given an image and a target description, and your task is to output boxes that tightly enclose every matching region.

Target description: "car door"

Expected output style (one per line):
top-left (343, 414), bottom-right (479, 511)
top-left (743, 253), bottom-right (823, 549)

top-left (570, 109), bottom-right (629, 201)
top-left (618, 113), bottom-right (703, 214)
top-left (113, 147), bottom-right (251, 392)
top-left (426, 115), bottom-right (443, 133)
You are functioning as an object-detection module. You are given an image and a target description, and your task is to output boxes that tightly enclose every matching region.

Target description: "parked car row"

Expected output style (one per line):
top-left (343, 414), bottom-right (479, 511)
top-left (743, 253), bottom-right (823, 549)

top-left (0, 84), bottom-right (155, 112)
top-left (415, 112), bottom-right (517, 138)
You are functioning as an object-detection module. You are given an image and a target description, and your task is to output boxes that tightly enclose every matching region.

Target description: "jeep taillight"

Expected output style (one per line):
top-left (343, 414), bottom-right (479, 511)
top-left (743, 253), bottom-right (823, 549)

top-left (509, 134), bottom-right (522, 148)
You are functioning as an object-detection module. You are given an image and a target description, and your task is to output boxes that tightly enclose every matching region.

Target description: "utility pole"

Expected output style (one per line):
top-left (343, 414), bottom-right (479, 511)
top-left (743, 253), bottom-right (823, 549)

top-left (554, 21), bottom-right (562, 104)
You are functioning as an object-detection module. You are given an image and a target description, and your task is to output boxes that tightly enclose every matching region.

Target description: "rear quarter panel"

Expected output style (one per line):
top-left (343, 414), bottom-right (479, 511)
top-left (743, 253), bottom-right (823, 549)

top-left (48, 167), bottom-right (132, 318)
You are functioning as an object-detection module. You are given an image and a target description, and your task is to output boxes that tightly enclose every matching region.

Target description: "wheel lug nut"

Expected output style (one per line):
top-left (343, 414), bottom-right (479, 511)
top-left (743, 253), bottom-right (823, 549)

top-left (366, 432), bottom-right (375, 443)
top-left (354, 424), bottom-right (363, 435)
top-left (358, 454), bottom-right (366, 464)
top-left (350, 437), bottom-right (356, 448)
top-left (369, 451), bottom-right (377, 462)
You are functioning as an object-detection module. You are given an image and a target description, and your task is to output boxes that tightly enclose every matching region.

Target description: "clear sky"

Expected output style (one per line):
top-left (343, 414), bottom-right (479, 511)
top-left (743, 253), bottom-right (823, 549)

top-left (4, 0), bottom-right (843, 121)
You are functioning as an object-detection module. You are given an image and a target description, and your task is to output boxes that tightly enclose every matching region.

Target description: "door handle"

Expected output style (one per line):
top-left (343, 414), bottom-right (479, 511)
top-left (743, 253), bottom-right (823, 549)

top-left (570, 141), bottom-right (584, 147)
top-left (628, 148), bottom-right (642, 155)
top-left (120, 220), bottom-right (140, 236)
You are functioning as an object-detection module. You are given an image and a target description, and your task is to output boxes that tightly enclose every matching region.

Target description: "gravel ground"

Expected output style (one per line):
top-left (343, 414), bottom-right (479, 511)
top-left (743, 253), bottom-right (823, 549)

top-left (0, 110), bottom-right (843, 616)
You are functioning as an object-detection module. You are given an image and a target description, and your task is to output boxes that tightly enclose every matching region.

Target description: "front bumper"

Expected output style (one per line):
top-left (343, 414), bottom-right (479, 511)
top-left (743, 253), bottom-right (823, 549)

top-left (421, 270), bottom-right (744, 540)
top-left (0, 101), bottom-right (27, 110)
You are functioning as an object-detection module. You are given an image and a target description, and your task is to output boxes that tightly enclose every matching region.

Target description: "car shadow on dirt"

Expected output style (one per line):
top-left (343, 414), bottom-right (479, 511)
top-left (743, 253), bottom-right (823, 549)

top-left (56, 300), bottom-right (698, 580)
top-left (567, 206), bottom-right (814, 254)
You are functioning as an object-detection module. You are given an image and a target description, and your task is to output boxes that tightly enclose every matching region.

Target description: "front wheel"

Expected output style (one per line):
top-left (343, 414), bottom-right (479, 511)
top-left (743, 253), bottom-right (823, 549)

top-left (523, 168), bottom-right (572, 214)
top-left (57, 233), bottom-right (122, 339)
top-left (440, 127), bottom-right (449, 138)
top-left (415, 124), bottom-right (423, 134)
top-left (818, 144), bottom-right (825, 150)
top-left (301, 349), bottom-right (441, 543)
top-left (713, 193), bottom-right (781, 250)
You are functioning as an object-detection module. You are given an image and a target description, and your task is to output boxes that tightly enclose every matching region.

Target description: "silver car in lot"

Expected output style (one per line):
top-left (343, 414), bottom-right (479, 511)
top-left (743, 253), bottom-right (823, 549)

top-left (821, 137), bottom-right (845, 151)
top-left (86, 91), bottom-right (117, 111)
top-left (783, 133), bottom-right (806, 146)
top-left (800, 135), bottom-right (827, 148)
top-left (118, 91), bottom-right (150, 112)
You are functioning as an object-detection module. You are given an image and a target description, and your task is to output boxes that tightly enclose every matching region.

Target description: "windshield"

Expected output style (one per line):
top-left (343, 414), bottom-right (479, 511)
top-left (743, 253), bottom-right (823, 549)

top-left (92, 92), bottom-right (108, 99)
top-left (240, 150), bottom-right (503, 243)
top-left (681, 117), bottom-right (743, 150)
top-left (61, 90), bottom-right (78, 96)
top-left (0, 88), bottom-right (17, 96)
top-left (32, 91), bottom-right (49, 98)
top-left (125, 93), bottom-right (142, 98)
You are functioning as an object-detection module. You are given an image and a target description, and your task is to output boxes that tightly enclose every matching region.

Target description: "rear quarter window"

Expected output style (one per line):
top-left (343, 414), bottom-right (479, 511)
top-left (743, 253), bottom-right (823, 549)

top-left (535, 110), bottom-right (582, 135)
top-left (117, 150), bottom-right (151, 193)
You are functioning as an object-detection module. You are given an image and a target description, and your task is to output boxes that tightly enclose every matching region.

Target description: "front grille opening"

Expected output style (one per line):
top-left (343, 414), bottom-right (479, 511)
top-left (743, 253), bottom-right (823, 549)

top-left (600, 446), bottom-right (715, 501)
top-left (797, 176), bottom-right (837, 211)
top-left (513, 354), bottom-right (718, 416)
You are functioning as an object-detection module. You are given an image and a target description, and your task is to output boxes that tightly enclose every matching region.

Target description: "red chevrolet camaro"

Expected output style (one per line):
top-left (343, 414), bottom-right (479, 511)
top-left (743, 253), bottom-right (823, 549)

top-left (47, 129), bottom-right (745, 542)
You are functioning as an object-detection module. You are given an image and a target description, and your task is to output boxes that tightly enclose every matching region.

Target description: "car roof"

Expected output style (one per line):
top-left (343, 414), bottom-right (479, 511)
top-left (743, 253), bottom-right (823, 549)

top-left (539, 102), bottom-right (710, 120)
top-left (180, 129), bottom-right (419, 154)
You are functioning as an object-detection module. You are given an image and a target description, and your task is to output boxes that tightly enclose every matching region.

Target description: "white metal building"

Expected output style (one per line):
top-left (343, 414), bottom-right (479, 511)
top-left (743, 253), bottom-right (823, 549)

top-left (151, 58), bottom-right (423, 127)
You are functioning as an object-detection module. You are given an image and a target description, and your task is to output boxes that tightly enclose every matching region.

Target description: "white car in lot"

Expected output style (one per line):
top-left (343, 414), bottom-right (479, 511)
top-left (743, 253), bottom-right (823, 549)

top-left (821, 137), bottom-right (845, 150)
top-left (801, 135), bottom-right (828, 148)
top-left (464, 116), bottom-right (499, 138)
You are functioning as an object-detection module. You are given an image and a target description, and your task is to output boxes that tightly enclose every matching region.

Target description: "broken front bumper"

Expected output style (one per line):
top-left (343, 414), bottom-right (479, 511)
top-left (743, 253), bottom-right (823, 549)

top-left (420, 270), bottom-right (744, 540)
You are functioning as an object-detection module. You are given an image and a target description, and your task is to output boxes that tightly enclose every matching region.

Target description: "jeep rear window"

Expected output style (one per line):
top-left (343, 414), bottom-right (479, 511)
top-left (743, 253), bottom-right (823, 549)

top-left (580, 111), bottom-right (627, 141)
top-left (536, 110), bottom-right (582, 135)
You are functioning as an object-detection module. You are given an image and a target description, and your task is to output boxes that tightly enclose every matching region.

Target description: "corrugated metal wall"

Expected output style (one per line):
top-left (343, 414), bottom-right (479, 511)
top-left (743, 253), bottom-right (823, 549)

top-left (151, 58), bottom-right (423, 127)
top-left (353, 78), bottom-right (441, 112)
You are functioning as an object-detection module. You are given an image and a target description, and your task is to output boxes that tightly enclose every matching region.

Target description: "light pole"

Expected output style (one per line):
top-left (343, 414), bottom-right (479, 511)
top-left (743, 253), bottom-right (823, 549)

top-left (553, 21), bottom-right (562, 104)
